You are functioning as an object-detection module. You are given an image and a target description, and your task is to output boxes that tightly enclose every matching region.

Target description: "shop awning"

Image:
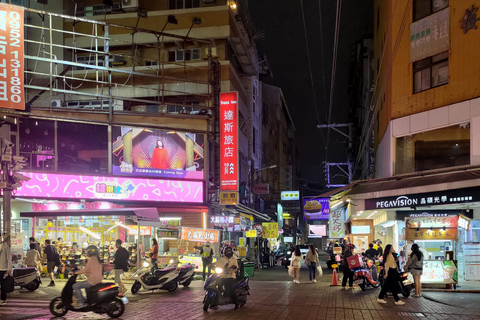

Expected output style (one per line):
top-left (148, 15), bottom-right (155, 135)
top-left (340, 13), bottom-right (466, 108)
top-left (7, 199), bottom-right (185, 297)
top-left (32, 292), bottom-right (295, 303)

top-left (20, 207), bottom-right (160, 222)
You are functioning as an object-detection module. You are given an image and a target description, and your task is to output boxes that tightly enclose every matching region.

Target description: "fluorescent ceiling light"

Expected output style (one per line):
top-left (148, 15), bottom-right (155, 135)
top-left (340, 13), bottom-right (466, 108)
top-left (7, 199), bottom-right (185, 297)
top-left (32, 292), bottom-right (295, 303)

top-left (160, 217), bottom-right (182, 220)
top-left (80, 226), bottom-right (101, 240)
top-left (115, 222), bottom-right (136, 232)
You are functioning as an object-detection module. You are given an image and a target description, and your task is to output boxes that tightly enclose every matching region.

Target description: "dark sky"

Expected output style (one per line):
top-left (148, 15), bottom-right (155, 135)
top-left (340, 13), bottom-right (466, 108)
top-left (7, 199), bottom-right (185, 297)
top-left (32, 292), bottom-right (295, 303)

top-left (248, 0), bottom-right (373, 194)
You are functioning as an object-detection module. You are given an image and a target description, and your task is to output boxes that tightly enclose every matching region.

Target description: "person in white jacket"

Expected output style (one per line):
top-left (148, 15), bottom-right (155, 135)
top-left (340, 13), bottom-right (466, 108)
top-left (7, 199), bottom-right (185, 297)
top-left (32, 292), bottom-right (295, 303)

top-left (290, 245), bottom-right (302, 284)
top-left (0, 233), bottom-right (12, 305)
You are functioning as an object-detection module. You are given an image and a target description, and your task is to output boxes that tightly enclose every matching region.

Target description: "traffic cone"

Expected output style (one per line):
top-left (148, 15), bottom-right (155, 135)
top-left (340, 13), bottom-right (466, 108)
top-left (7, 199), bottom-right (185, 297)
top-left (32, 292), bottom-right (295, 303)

top-left (330, 265), bottom-right (339, 286)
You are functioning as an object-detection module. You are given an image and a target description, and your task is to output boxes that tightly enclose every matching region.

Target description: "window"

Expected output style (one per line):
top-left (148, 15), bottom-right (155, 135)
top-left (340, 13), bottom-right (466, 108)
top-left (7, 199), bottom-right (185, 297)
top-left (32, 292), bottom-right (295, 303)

top-left (146, 60), bottom-right (158, 66)
top-left (168, 49), bottom-right (201, 62)
top-left (413, 51), bottom-right (448, 93)
top-left (414, 0), bottom-right (448, 22)
top-left (169, 0), bottom-right (200, 9)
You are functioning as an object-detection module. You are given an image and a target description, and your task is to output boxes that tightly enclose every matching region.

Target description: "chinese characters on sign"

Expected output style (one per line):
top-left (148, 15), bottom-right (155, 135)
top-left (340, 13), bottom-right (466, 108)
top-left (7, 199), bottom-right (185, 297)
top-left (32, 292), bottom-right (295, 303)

top-left (410, 7), bottom-right (450, 62)
top-left (262, 222), bottom-right (278, 239)
top-left (219, 191), bottom-right (238, 205)
top-left (405, 216), bottom-right (458, 229)
top-left (210, 215), bottom-right (235, 228)
top-left (0, 3), bottom-right (24, 110)
top-left (246, 230), bottom-right (257, 238)
top-left (460, 5), bottom-right (480, 34)
top-left (157, 229), bottom-right (179, 238)
top-left (328, 207), bottom-right (345, 239)
top-left (458, 214), bottom-right (471, 231)
top-left (181, 227), bottom-right (219, 243)
top-left (220, 92), bottom-right (239, 191)
top-left (422, 260), bottom-right (458, 284)
top-left (405, 228), bottom-right (458, 241)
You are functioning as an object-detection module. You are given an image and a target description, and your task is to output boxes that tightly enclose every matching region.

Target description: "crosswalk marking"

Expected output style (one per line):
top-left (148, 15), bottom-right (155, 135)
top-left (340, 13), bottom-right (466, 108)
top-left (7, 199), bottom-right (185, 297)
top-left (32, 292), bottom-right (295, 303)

top-left (0, 299), bottom-right (50, 309)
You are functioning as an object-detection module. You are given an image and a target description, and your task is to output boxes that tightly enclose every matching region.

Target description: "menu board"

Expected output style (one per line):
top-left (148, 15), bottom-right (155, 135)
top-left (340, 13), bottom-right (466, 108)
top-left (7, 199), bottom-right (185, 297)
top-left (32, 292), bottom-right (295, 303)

top-left (422, 260), bottom-right (458, 284)
top-left (464, 243), bottom-right (480, 281)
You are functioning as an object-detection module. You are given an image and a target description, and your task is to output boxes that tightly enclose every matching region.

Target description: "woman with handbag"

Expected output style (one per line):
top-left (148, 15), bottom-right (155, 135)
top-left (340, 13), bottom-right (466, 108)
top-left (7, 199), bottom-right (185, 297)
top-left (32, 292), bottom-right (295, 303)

top-left (0, 233), bottom-right (13, 305)
top-left (377, 244), bottom-right (405, 305)
top-left (290, 245), bottom-right (302, 284)
top-left (404, 243), bottom-right (423, 297)
top-left (305, 244), bottom-right (320, 283)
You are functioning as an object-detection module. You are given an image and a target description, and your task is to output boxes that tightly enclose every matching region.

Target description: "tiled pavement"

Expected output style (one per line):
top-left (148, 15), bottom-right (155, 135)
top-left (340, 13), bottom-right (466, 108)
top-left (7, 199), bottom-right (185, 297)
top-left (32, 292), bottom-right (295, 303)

top-left (1, 276), bottom-right (479, 320)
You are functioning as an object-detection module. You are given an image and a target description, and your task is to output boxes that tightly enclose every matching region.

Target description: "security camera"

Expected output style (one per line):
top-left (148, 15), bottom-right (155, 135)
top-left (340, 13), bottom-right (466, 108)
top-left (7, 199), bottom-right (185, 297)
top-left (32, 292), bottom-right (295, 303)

top-left (3, 139), bottom-right (14, 148)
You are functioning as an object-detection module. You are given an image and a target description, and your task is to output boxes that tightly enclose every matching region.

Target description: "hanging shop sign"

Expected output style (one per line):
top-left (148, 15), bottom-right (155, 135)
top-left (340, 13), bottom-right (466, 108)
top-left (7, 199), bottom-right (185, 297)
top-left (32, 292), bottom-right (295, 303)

top-left (0, 3), bottom-right (24, 110)
top-left (16, 172), bottom-right (204, 203)
top-left (253, 184), bottom-right (269, 194)
top-left (220, 191), bottom-right (238, 205)
top-left (281, 191), bottom-right (300, 201)
top-left (410, 7), bottom-right (449, 62)
top-left (210, 215), bottom-right (235, 228)
top-left (127, 226), bottom-right (152, 236)
top-left (220, 92), bottom-right (239, 191)
top-left (329, 207), bottom-right (345, 239)
top-left (262, 222), bottom-right (278, 239)
top-left (405, 228), bottom-right (458, 241)
top-left (237, 246), bottom-right (247, 257)
top-left (365, 187), bottom-right (479, 210)
top-left (458, 214), bottom-right (471, 231)
top-left (405, 216), bottom-right (458, 229)
top-left (246, 230), bottom-right (257, 238)
top-left (181, 227), bottom-right (219, 243)
top-left (281, 201), bottom-right (301, 212)
top-left (157, 229), bottom-right (179, 238)
top-left (421, 260), bottom-right (458, 284)
top-left (159, 219), bottom-right (181, 228)
top-left (303, 197), bottom-right (330, 220)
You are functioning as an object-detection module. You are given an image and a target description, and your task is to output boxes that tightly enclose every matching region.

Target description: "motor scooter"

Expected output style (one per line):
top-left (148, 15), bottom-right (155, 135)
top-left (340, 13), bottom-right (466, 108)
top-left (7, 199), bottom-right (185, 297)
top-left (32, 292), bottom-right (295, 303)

top-left (203, 266), bottom-right (250, 311)
top-left (176, 263), bottom-right (195, 287)
top-left (378, 268), bottom-right (414, 297)
top-left (130, 260), bottom-right (179, 294)
top-left (49, 274), bottom-right (127, 318)
top-left (13, 267), bottom-right (42, 291)
top-left (353, 258), bottom-right (381, 291)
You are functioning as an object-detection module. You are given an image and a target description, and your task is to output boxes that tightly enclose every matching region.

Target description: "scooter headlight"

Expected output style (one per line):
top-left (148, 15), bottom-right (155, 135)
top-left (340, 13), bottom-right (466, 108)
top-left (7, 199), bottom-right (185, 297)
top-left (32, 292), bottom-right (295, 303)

top-left (143, 262), bottom-right (149, 268)
top-left (287, 251), bottom-right (291, 255)
top-left (215, 267), bottom-right (223, 274)
top-left (169, 259), bottom-right (174, 264)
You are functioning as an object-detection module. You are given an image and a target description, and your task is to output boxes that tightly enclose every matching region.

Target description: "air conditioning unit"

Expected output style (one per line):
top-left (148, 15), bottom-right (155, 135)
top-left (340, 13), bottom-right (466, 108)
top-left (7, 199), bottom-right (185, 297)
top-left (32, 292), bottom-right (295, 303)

top-left (121, 0), bottom-right (138, 9)
top-left (51, 100), bottom-right (62, 108)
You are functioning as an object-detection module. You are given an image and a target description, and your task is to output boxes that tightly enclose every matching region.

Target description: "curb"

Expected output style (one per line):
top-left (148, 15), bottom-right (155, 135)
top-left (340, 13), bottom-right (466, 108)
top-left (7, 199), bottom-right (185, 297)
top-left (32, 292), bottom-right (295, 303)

top-left (422, 288), bottom-right (480, 293)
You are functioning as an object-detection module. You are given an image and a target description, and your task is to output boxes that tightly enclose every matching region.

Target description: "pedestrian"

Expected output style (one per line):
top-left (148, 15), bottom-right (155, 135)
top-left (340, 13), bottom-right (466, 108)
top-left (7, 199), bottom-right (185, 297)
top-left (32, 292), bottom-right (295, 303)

top-left (377, 244), bottom-right (405, 305)
top-left (290, 245), bottom-right (302, 284)
top-left (305, 244), bottom-right (320, 283)
top-left (25, 243), bottom-right (42, 268)
top-left (376, 240), bottom-right (384, 257)
top-left (149, 238), bottom-right (159, 269)
top-left (200, 241), bottom-right (214, 281)
top-left (43, 239), bottom-right (56, 286)
top-left (365, 243), bottom-right (378, 260)
top-left (72, 245), bottom-right (103, 308)
top-left (113, 239), bottom-right (129, 295)
top-left (29, 237), bottom-right (41, 254)
top-left (405, 243), bottom-right (423, 297)
top-left (0, 233), bottom-right (12, 305)
top-left (342, 244), bottom-right (355, 289)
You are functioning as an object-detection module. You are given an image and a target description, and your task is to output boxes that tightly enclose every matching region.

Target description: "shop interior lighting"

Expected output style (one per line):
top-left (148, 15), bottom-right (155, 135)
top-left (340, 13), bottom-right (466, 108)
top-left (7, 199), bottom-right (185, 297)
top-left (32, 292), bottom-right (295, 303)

top-left (115, 222), bottom-right (136, 232)
top-left (366, 211), bottom-right (377, 219)
top-left (80, 226), bottom-right (100, 240)
top-left (203, 212), bottom-right (207, 229)
top-left (106, 224), bottom-right (118, 232)
top-left (160, 217), bottom-right (182, 220)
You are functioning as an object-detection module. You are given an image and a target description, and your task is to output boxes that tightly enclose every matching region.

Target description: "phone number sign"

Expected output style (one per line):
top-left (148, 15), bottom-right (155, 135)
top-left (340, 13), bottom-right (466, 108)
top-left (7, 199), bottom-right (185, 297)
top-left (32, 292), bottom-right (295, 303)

top-left (0, 3), bottom-right (24, 110)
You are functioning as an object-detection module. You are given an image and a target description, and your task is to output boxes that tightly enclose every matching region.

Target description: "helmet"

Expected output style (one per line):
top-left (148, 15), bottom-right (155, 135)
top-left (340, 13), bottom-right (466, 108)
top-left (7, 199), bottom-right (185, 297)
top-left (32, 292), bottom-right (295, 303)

top-left (224, 246), bottom-right (233, 255)
top-left (86, 245), bottom-right (99, 256)
top-left (205, 241), bottom-right (211, 246)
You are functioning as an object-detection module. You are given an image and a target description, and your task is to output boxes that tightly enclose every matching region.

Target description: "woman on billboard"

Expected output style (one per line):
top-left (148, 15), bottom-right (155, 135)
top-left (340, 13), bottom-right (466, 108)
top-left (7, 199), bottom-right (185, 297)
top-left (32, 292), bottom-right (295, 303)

top-left (150, 140), bottom-right (170, 169)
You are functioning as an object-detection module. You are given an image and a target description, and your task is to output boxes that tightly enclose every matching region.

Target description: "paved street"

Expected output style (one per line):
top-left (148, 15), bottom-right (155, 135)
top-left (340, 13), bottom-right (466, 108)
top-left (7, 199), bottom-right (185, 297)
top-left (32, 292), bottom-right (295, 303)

top-left (1, 266), bottom-right (479, 320)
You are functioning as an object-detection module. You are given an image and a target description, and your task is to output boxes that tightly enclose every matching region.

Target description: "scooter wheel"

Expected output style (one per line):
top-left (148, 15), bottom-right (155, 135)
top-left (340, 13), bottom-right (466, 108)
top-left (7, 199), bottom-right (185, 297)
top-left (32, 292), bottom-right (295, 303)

top-left (203, 296), bottom-right (213, 311)
top-left (402, 289), bottom-right (411, 298)
top-left (182, 280), bottom-right (192, 287)
top-left (359, 283), bottom-right (367, 291)
top-left (167, 281), bottom-right (178, 292)
top-left (106, 298), bottom-right (125, 318)
top-left (49, 297), bottom-right (68, 317)
top-left (131, 281), bottom-right (141, 294)
top-left (25, 280), bottom-right (40, 291)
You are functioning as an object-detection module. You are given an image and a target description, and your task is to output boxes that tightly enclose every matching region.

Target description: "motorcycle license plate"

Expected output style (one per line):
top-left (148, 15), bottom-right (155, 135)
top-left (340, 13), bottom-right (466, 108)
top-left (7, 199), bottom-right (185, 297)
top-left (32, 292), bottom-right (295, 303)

top-left (403, 280), bottom-right (412, 285)
top-left (121, 297), bottom-right (129, 305)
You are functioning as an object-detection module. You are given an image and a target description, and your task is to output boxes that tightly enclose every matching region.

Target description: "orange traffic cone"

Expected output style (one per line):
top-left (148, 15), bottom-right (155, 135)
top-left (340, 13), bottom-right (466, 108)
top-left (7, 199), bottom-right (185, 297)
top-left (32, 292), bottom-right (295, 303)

top-left (330, 265), bottom-right (339, 286)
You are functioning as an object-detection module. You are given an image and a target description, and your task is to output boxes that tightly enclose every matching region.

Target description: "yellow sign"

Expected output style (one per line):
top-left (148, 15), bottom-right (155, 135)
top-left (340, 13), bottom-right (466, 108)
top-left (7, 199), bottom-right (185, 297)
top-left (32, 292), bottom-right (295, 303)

top-left (237, 246), bottom-right (247, 257)
top-left (220, 192), bottom-right (239, 205)
top-left (239, 237), bottom-right (246, 246)
top-left (458, 214), bottom-right (471, 231)
top-left (405, 228), bottom-right (458, 241)
top-left (283, 213), bottom-right (292, 219)
top-left (262, 222), bottom-right (278, 239)
top-left (246, 230), bottom-right (257, 238)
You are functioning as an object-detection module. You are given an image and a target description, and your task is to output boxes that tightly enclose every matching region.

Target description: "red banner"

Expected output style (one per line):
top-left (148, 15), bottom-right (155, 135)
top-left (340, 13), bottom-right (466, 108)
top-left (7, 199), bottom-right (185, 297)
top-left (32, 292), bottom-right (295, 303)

top-left (220, 92), bottom-right (238, 191)
top-left (0, 3), bottom-right (24, 110)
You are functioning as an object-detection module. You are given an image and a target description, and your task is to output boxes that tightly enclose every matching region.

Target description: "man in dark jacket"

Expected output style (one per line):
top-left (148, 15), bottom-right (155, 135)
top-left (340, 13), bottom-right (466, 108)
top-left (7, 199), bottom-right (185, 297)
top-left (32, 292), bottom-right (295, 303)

top-left (365, 243), bottom-right (378, 260)
top-left (43, 239), bottom-right (56, 287)
top-left (376, 240), bottom-right (384, 257)
top-left (113, 239), bottom-right (129, 295)
top-left (342, 244), bottom-right (356, 289)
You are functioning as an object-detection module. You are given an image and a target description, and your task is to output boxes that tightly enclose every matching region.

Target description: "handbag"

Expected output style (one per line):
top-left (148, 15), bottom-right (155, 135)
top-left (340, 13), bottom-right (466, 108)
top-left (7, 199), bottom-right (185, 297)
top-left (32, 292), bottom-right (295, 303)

top-left (3, 275), bottom-right (14, 293)
top-left (306, 259), bottom-right (311, 266)
top-left (316, 265), bottom-right (323, 278)
top-left (288, 266), bottom-right (294, 278)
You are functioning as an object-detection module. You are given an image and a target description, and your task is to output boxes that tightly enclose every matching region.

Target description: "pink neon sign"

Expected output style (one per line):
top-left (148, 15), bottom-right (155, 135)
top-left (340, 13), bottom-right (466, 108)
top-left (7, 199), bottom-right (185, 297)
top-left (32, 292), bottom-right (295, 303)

top-left (16, 172), bottom-right (204, 203)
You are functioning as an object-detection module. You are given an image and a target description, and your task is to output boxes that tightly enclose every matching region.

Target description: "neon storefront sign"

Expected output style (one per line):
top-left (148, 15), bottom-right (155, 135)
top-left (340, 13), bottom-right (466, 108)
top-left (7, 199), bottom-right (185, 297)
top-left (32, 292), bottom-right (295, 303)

top-left (16, 172), bottom-right (204, 203)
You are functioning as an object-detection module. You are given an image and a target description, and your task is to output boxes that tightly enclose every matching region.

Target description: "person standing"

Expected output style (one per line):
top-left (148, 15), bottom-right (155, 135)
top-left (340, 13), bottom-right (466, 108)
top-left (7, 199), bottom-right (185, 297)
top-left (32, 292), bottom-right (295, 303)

top-left (365, 243), bottom-right (379, 260)
top-left (149, 238), bottom-right (159, 269)
top-left (377, 244), bottom-right (405, 305)
top-left (150, 140), bottom-right (170, 169)
top-left (43, 239), bottom-right (56, 286)
top-left (290, 245), bottom-right (302, 284)
top-left (305, 244), bottom-right (320, 283)
top-left (113, 239), bottom-right (129, 295)
top-left (72, 245), bottom-right (103, 308)
top-left (376, 240), bottom-right (384, 257)
top-left (25, 243), bottom-right (42, 268)
top-left (0, 234), bottom-right (12, 305)
top-left (200, 241), bottom-right (214, 281)
top-left (342, 244), bottom-right (355, 289)
top-left (405, 243), bottom-right (423, 297)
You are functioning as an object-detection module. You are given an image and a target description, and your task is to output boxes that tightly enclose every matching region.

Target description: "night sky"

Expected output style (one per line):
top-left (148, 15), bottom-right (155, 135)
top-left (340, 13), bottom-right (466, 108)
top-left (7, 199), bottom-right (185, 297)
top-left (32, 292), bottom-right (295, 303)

top-left (249, 0), bottom-right (373, 194)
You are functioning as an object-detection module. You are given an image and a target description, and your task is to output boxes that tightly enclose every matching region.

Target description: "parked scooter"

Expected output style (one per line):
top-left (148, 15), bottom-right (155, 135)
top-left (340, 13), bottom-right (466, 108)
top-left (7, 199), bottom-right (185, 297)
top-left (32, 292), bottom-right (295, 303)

top-left (130, 260), bottom-right (179, 294)
top-left (354, 258), bottom-right (382, 291)
top-left (378, 268), bottom-right (414, 297)
top-left (203, 266), bottom-right (250, 311)
top-left (176, 263), bottom-right (195, 287)
top-left (13, 267), bottom-right (42, 291)
top-left (49, 274), bottom-right (127, 318)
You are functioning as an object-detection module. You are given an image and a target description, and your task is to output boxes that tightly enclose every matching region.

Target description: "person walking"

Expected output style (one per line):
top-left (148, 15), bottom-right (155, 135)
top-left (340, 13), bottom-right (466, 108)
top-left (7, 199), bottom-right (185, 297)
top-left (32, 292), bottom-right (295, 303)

top-left (405, 243), bottom-right (423, 297)
top-left (305, 244), bottom-right (320, 283)
top-left (342, 244), bottom-right (355, 289)
top-left (200, 241), bottom-right (214, 281)
top-left (43, 239), bottom-right (56, 286)
top-left (149, 238), bottom-right (159, 269)
top-left (113, 239), bottom-right (129, 295)
top-left (0, 233), bottom-right (12, 305)
top-left (290, 245), bottom-right (302, 284)
top-left (377, 244), bottom-right (405, 305)
top-left (25, 243), bottom-right (42, 268)
top-left (72, 245), bottom-right (103, 309)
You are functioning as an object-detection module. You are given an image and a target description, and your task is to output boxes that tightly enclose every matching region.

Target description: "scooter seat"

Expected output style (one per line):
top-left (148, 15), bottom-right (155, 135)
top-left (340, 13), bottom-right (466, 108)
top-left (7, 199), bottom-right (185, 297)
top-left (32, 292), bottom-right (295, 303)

top-left (13, 267), bottom-right (37, 277)
top-left (154, 267), bottom-right (175, 278)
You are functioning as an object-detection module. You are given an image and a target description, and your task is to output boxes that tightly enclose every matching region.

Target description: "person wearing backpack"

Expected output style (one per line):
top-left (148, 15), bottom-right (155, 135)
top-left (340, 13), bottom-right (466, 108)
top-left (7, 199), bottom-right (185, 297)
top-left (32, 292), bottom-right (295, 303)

top-left (0, 233), bottom-right (12, 305)
top-left (43, 239), bottom-right (57, 286)
top-left (113, 239), bottom-right (129, 295)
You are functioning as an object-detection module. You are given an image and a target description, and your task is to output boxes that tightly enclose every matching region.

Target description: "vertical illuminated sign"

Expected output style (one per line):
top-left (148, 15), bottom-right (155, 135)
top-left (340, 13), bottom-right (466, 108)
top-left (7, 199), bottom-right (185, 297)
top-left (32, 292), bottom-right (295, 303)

top-left (220, 92), bottom-right (238, 191)
top-left (0, 3), bottom-right (24, 110)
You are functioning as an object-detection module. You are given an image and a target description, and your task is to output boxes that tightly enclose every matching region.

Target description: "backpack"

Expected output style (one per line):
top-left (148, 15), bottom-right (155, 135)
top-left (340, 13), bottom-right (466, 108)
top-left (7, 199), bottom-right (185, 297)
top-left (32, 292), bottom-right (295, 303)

top-left (53, 247), bottom-right (61, 267)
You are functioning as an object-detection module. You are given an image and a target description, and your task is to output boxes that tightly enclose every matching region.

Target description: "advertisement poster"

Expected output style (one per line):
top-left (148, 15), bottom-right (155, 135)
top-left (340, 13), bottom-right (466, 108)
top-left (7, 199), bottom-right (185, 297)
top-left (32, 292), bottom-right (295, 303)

top-left (219, 92), bottom-right (239, 191)
top-left (303, 197), bottom-right (329, 220)
top-left (181, 227), bottom-right (219, 243)
top-left (308, 225), bottom-right (327, 238)
top-left (353, 236), bottom-right (369, 254)
top-left (112, 126), bottom-right (204, 180)
top-left (262, 223), bottom-right (278, 239)
top-left (329, 207), bottom-right (345, 238)
top-left (10, 233), bottom-right (24, 268)
top-left (422, 260), bottom-right (457, 284)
